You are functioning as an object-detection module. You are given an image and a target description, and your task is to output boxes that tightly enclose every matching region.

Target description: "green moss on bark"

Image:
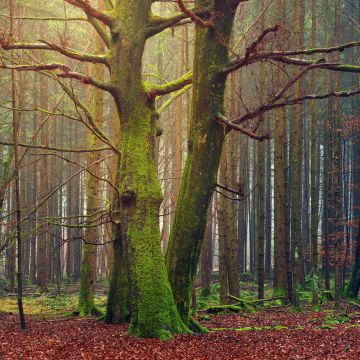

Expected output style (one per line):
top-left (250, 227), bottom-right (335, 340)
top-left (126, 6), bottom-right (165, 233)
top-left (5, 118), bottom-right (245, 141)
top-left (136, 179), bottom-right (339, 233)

top-left (103, 0), bottom-right (189, 338)
top-left (166, 0), bottom-right (239, 327)
top-left (118, 94), bottom-right (189, 339)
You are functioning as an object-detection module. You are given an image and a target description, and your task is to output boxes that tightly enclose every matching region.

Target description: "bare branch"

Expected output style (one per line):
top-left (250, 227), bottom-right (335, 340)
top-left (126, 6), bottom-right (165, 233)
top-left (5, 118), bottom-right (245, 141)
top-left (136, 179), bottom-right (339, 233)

top-left (0, 62), bottom-right (70, 72)
top-left (64, 0), bottom-right (114, 27)
top-left (233, 88), bottom-right (360, 125)
top-left (39, 40), bottom-right (108, 64)
top-left (0, 14), bottom-right (87, 21)
top-left (261, 40), bottom-right (360, 58)
top-left (57, 71), bottom-right (114, 92)
top-left (0, 61), bottom-right (114, 92)
top-left (244, 24), bottom-right (280, 59)
top-left (0, 141), bottom-right (111, 153)
top-left (0, 36), bottom-right (108, 64)
top-left (54, 78), bottom-right (118, 153)
top-left (224, 40), bottom-right (360, 75)
top-left (216, 114), bottom-right (271, 141)
top-left (177, 0), bottom-right (215, 29)
top-left (269, 60), bottom-right (329, 103)
top-left (270, 56), bottom-right (360, 73)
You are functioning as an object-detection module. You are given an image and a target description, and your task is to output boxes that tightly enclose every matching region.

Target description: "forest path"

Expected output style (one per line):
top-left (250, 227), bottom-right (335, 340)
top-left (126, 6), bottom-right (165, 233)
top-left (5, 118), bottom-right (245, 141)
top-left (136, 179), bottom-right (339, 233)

top-left (1, 307), bottom-right (360, 359)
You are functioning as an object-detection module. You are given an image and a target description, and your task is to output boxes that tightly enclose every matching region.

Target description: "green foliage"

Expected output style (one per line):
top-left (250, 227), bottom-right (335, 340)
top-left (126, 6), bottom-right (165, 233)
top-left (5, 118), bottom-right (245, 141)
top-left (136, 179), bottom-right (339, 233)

top-left (298, 289), bottom-right (313, 303)
top-left (211, 325), bottom-right (288, 332)
top-left (323, 314), bottom-right (351, 326)
top-left (317, 325), bottom-right (333, 330)
top-left (197, 283), bottom-right (220, 310)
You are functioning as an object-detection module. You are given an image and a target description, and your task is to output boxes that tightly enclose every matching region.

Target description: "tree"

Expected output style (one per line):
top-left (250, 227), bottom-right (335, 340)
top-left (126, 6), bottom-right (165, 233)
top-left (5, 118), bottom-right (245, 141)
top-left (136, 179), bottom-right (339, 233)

top-left (78, 13), bottom-right (105, 315)
top-left (1, 0), bottom-right (360, 338)
top-left (166, 0), bottom-right (243, 328)
top-left (167, 0), bottom-right (360, 323)
top-left (1, 0), bottom-right (193, 338)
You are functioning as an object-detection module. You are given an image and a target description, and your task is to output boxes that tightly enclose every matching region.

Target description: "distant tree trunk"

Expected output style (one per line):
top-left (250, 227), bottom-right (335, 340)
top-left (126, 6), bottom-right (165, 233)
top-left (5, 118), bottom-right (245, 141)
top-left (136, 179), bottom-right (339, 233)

top-left (218, 172), bottom-right (229, 304)
top-left (256, 0), bottom-right (266, 299)
top-left (105, 114), bottom-right (129, 324)
top-left (29, 73), bottom-right (38, 284)
top-left (200, 205), bottom-right (213, 297)
top-left (171, 30), bottom-right (184, 210)
top-left (66, 124), bottom-right (74, 281)
top-left (226, 136), bottom-right (240, 300)
top-left (79, 28), bottom-right (105, 315)
top-left (290, 0), bottom-right (306, 298)
top-left (9, 0), bottom-right (25, 328)
top-left (310, 0), bottom-right (319, 306)
top-left (72, 125), bottom-right (82, 282)
top-left (6, 190), bottom-right (15, 290)
top-left (36, 74), bottom-right (48, 293)
top-left (273, 0), bottom-right (290, 300)
top-left (265, 120), bottom-right (272, 278)
top-left (322, 0), bottom-right (332, 297)
top-left (105, 157), bottom-right (130, 323)
top-left (250, 148), bottom-right (256, 274)
top-left (331, 1), bottom-right (342, 307)
top-left (238, 137), bottom-right (248, 273)
top-left (161, 126), bottom-right (171, 253)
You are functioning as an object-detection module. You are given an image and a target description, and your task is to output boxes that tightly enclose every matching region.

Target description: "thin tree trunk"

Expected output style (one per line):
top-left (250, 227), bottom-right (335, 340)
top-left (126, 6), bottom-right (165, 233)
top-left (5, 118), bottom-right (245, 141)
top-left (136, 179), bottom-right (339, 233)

top-left (10, 0), bottom-right (25, 328)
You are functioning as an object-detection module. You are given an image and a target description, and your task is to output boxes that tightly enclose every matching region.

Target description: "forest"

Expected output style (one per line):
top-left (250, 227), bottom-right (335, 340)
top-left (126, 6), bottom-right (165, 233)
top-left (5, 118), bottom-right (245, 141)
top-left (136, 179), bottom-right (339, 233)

top-left (0, 0), bottom-right (360, 358)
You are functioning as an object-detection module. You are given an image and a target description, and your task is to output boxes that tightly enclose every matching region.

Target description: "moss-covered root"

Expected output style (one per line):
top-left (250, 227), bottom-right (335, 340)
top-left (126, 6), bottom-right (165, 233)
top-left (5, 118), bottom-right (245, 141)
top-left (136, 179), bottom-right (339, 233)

top-left (189, 318), bottom-right (209, 333)
top-left (78, 306), bottom-right (103, 318)
top-left (129, 302), bottom-right (190, 340)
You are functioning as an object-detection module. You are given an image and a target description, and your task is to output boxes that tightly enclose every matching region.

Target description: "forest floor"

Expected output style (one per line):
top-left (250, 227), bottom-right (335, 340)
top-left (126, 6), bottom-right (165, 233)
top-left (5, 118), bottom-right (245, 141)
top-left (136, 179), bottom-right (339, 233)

top-left (1, 297), bottom-right (360, 359)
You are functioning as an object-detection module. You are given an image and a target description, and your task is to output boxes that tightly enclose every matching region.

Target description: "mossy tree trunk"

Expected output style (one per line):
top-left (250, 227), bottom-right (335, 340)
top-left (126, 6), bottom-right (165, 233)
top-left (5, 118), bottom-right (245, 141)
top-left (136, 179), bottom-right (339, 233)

top-left (102, 0), bottom-right (189, 338)
top-left (166, 0), bottom-right (241, 327)
top-left (200, 206), bottom-right (213, 297)
top-left (344, 217), bottom-right (360, 298)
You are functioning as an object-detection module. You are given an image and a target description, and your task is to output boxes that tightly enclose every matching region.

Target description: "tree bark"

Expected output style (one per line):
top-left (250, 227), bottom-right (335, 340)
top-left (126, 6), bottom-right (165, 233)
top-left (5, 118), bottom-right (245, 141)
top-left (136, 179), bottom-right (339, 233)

top-left (166, 0), bottom-right (241, 327)
top-left (105, 0), bottom-right (188, 338)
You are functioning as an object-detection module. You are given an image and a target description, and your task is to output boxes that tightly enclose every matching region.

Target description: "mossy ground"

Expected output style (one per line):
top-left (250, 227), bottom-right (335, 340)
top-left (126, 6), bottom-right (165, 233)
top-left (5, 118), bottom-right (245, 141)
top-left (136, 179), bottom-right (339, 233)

top-left (0, 294), bottom-right (107, 318)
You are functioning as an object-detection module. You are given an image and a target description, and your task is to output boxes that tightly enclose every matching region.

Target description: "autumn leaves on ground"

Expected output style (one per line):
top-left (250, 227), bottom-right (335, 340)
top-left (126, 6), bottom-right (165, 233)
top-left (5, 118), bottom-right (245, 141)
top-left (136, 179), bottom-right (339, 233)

top-left (1, 287), bottom-right (360, 359)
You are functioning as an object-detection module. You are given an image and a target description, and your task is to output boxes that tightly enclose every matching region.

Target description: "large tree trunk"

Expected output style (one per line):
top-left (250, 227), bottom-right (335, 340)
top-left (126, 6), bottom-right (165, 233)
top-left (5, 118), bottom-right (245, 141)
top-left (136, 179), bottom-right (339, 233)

top-left (166, 0), bottom-right (240, 327)
top-left (105, 0), bottom-right (187, 338)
